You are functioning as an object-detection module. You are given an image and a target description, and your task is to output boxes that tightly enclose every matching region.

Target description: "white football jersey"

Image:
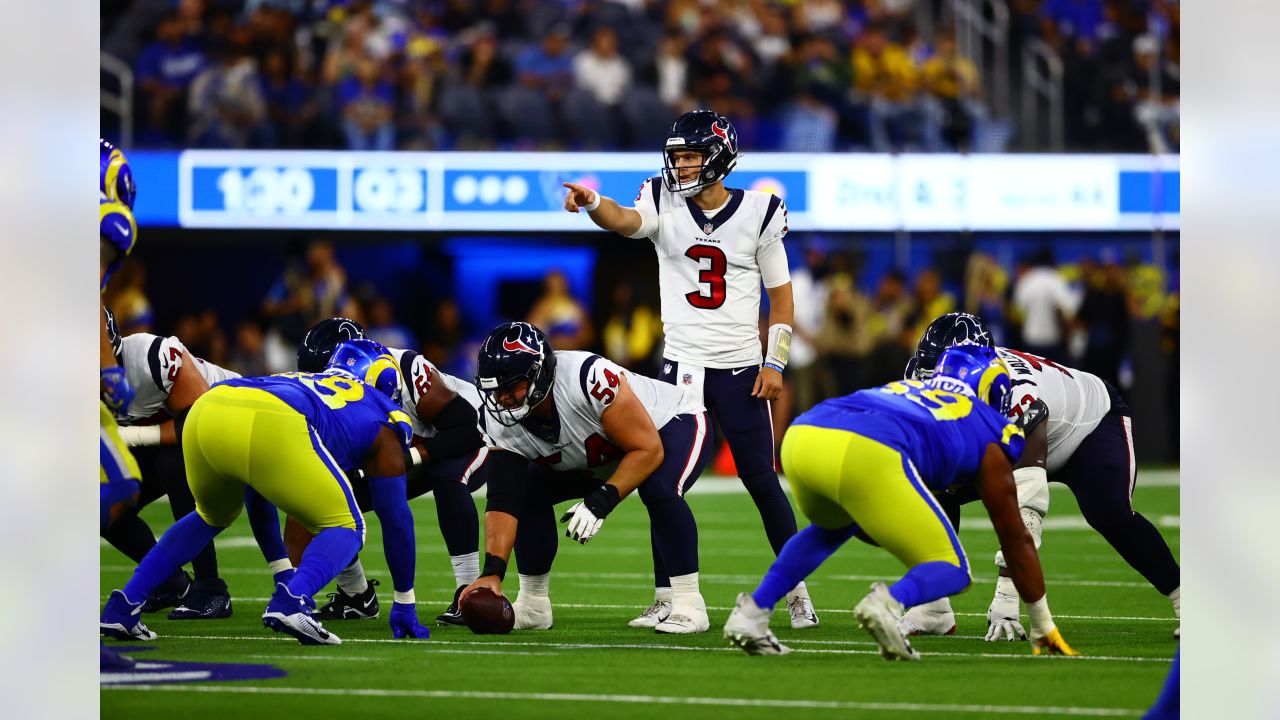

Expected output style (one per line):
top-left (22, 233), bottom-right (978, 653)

top-left (996, 347), bottom-right (1111, 473)
top-left (118, 333), bottom-right (241, 425)
top-left (629, 177), bottom-right (791, 368)
top-left (482, 351), bottom-right (703, 478)
top-left (389, 347), bottom-right (482, 438)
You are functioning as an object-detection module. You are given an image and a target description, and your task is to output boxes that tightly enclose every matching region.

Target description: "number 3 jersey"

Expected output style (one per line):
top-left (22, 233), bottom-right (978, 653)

top-left (794, 378), bottom-right (1024, 493)
top-left (628, 177), bottom-right (791, 368)
top-left (215, 371), bottom-right (412, 472)
top-left (117, 333), bottom-right (240, 425)
top-left (995, 347), bottom-right (1111, 473)
top-left (481, 351), bottom-right (704, 478)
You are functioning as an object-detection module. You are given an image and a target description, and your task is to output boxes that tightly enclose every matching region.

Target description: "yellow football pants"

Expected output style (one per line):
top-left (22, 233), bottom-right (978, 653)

top-left (781, 424), bottom-right (968, 573)
top-left (182, 384), bottom-right (362, 538)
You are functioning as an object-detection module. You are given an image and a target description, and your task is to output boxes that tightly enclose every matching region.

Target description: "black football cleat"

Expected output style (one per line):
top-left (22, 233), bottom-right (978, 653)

top-left (141, 569), bottom-right (193, 613)
top-left (316, 578), bottom-right (380, 620)
top-left (168, 578), bottom-right (233, 620)
top-left (436, 586), bottom-right (467, 626)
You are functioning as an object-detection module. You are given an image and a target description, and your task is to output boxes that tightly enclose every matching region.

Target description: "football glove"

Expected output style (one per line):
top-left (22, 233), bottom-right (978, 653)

top-left (985, 578), bottom-right (1027, 642)
top-left (101, 366), bottom-right (135, 413)
top-left (560, 484), bottom-right (620, 544)
top-left (389, 601), bottom-right (431, 639)
top-left (1031, 627), bottom-right (1079, 656)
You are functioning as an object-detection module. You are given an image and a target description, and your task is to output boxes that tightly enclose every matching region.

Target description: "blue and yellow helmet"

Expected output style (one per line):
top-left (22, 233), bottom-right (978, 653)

top-left (100, 197), bottom-right (138, 290)
top-left (327, 338), bottom-right (402, 403)
top-left (934, 343), bottom-right (1012, 415)
top-left (100, 139), bottom-right (137, 210)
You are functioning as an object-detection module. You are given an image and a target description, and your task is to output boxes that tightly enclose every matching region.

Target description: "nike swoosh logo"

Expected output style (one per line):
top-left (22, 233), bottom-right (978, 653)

top-left (731, 368), bottom-right (750, 375)
top-left (362, 597), bottom-right (375, 609)
top-left (113, 222), bottom-right (130, 236)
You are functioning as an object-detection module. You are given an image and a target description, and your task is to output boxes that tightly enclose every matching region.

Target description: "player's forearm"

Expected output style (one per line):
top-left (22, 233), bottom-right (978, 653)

top-left (765, 285), bottom-right (795, 328)
top-left (606, 447), bottom-right (665, 499)
top-left (587, 196), bottom-right (642, 236)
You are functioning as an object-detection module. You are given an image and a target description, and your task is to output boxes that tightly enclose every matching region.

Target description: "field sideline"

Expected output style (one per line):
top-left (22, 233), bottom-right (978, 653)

top-left (102, 470), bottom-right (1180, 718)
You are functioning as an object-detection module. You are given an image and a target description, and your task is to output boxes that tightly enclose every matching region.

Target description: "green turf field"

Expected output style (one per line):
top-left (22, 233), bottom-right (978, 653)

top-left (101, 470), bottom-right (1179, 718)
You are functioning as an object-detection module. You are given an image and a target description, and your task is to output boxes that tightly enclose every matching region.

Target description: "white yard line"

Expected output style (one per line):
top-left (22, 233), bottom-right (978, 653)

top-left (101, 684), bottom-right (1144, 716)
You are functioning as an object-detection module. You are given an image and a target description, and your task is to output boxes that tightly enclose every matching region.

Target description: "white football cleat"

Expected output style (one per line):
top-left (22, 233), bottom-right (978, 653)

top-left (628, 599), bottom-right (672, 629)
top-left (724, 592), bottom-right (792, 655)
top-left (655, 596), bottom-right (709, 634)
top-left (512, 594), bottom-right (553, 630)
top-left (854, 582), bottom-right (920, 661)
top-left (785, 589), bottom-right (819, 629)
top-left (900, 604), bottom-right (957, 636)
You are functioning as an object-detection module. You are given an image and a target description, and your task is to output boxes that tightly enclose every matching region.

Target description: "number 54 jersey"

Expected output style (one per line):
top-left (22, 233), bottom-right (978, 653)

top-left (628, 177), bottom-right (790, 369)
top-left (481, 351), bottom-right (704, 478)
top-left (995, 347), bottom-right (1111, 473)
top-left (794, 378), bottom-right (1024, 493)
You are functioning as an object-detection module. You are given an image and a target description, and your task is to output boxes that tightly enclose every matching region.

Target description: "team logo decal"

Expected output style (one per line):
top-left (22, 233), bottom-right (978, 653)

top-left (702, 222), bottom-right (714, 234)
top-left (683, 373), bottom-right (693, 385)
top-left (502, 337), bottom-right (541, 356)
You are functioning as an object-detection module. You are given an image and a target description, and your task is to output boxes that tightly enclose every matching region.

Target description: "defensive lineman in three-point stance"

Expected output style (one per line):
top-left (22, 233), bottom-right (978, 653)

top-left (563, 109), bottom-right (817, 629)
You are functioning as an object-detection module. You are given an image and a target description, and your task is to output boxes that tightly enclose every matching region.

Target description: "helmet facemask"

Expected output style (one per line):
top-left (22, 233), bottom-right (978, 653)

top-left (477, 361), bottom-right (553, 427)
top-left (662, 143), bottom-right (734, 198)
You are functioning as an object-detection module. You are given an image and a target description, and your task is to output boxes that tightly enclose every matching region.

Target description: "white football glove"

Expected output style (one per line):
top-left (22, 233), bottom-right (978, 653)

top-left (985, 577), bottom-right (1026, 642)
top-left (561, 502), bottom-right (604, 544)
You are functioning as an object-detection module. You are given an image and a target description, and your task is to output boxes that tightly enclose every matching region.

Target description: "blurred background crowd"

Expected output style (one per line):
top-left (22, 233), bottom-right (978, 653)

top-left (101, 0), bottom-right (1179, 154)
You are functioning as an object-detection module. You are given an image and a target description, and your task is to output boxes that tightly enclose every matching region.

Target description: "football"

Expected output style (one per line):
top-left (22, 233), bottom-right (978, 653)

top-left (460, 587), bottom-right (515, 635)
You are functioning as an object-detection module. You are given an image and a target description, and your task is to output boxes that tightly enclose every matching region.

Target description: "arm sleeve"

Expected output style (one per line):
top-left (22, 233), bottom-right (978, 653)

top-left (368, 474), bottom-right (416, 593)
top-left (757, 197), bottom-right (791, 288)
top-left (625, 177), bottom-right (661, 241)
top-left (421, 395), bottom-right (484, 460)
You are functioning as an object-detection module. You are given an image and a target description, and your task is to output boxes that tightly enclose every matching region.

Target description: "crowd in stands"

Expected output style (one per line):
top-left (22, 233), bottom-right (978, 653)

top-left (102, 0), bottom-right (1178, 153)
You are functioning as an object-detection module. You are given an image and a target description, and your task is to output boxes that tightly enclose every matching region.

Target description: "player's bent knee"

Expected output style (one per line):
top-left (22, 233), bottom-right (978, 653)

top-left (195, 507), bottom-right (239, 529)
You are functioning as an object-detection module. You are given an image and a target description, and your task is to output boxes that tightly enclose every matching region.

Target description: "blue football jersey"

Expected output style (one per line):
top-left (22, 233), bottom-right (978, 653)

top-left (216, 370), bottom-right (412, 472)
top-left (794, 378), bottom-right (1024, 492)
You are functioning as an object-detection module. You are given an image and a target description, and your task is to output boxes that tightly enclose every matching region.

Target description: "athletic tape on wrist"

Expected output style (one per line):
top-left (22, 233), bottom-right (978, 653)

top-left (766, 323), bottom-right (792, 370)
top-left (584, 191), bottom-right (602, 212)
top-left (1027, 596), bottom-right (1055, 635)
top-left (394, 589), bottom-right (416, 605)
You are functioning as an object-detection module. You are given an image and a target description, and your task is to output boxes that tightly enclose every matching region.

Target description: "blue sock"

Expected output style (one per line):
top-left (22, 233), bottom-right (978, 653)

top-left (288, 527), bottom-right (362, 599)
top-left (123, 511), bottom-right (222, 602)
top-left (752, 523), bottom-right (857, 610)
top-left (244, 487), bottom-right (288, 564)
top-left (1144, 649), bottom-right (1179, 719)
top-left (888, 561), bottom-right (971, 608)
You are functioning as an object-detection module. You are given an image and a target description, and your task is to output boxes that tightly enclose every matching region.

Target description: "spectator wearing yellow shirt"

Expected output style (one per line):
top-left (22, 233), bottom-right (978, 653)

top-left (851, 24), bottom-right (931, 152)
top-left (920, 32), bottom-right (987, 152)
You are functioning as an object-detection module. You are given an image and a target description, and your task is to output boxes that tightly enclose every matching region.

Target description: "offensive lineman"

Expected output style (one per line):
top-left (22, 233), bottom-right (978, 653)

top-left (901, 313), bottom-right (1181, 639)
top-left (562, 109), bottom-right (816, 629)
top-left (462, 322), bottom-right (714, 633)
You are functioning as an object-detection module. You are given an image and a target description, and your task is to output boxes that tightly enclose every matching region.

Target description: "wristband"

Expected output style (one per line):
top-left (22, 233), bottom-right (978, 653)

top-left (394, 589), bottom-right (416, 605)
top-left (583, 191), bottom-right (602, 212)
top-left (583, 484), bottom-right (622, 519)
top-left (481, 552), bottom-right (508, 581)
top-left (765, 323), bottom-right (792, 371)
top-left (408, 446), bottom-right (424, 466)
top-left (1027, 595), bottom-right (1055, 634)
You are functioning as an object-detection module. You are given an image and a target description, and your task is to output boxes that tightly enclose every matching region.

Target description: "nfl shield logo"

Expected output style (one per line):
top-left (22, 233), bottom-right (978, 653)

top-left (682, 373), bottom-right (693, 385)
top-left (702, 222), bottom-right (714, 234)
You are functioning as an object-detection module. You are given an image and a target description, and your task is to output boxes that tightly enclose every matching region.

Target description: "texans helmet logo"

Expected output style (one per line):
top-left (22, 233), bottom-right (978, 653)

top-left (503, 336), bottom-right (541, 356)
top-left (711, 121), bottom-right (735, 151)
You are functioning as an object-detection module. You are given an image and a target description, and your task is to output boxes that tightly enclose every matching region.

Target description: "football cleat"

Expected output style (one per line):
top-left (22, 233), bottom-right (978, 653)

top-left (854, 582), bottom-right (920, 661)
top-left (141, 569), bottom-right (192, 613)
top-left (168, 578), bottom-right (233, 620)
top-left (100, 589), bottom-right (158, 641)
top-left (724, 592), bottom-right (791, 655)
top-left (316, 578), bottom-right (380, 620)
top-left (512, 594), bottom-right (554, 630)
top-left (262, 582), bottom-right (341, 645)
top-left (628, 598), bottom-right (672, 629)
top-left (655, 597), bottom-right (710, 634)
top-left (786, 590), bottom-right (820, 629)
top-left (436, 585), bottom-right (467, 626)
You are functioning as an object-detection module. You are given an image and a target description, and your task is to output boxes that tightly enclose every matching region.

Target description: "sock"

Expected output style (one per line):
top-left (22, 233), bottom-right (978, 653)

top-left (650, 524), bottom-right (670, 588)
top-left (435, 477), bottom-right (480, 557)
top-left (655, 587), bottom-right (673, 603)
top-left (753, 523), bottom-right (857, 610)
top-left (784, 580), bottom-right (809, 600)
top-left (123, 512), bottom-right (223, 602)
top-left (336, 558), bottom-right (369, 595)
top-left (740, 470), bottom-right (800, 555)
top-left (159, 447), bottom-right (219, 583)
top-left (103, 512), bottom-right (158, 563)
top-left (244, 487), bottom-right (289, 566)
top-left (451, 552), bottom-right (480, 588)
top-left (670, 572), bottom-right (702, 606)
top-left (289, 527), bottom-right (362, 599)
top-left (518, 572), bottom-right (550, 598)
top-left (888, 561), bottom-right (971, 609)
top-left (1091, 514), bottom-right (1181, 595)
top-left (1168, 586), bottom-right (1180, 618)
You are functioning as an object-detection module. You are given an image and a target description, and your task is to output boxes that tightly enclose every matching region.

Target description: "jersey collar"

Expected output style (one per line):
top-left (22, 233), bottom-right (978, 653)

top-left (685, 188), bottom-right (743, 235)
